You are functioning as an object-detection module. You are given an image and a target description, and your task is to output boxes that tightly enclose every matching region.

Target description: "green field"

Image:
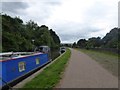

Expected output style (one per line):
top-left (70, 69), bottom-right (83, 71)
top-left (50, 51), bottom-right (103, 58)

top-left (79, 49), bottom-right (118, 77)
top-left (23, 48), bottom-right (71, 89)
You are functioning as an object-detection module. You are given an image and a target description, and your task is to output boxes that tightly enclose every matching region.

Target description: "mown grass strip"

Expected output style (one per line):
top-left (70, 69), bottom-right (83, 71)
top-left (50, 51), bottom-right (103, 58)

top-left (23, 48), bottom-right (71, 89)
top-left (78, 49), bottom-right (118, 77)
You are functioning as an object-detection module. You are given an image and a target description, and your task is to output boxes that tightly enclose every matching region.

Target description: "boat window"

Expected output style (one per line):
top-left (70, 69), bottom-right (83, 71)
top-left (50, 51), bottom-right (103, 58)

top-left (39, 47), bottom-right (43, 52)
top-left (18, 62), bottom-right (26, 72)
top-left (36, 58), bottom-right (40, 65)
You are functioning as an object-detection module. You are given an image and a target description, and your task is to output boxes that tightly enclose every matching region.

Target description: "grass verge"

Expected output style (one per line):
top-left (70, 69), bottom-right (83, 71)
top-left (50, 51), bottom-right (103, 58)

top-left (78, 49), bottom-right (118, 77)
top-left (23, 48), bottom-right (71, 89)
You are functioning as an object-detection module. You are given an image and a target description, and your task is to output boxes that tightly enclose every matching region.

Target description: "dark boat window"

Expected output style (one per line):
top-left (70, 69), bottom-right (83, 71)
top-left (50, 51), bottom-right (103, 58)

top-left (39, 47), bottom-right (43, 52)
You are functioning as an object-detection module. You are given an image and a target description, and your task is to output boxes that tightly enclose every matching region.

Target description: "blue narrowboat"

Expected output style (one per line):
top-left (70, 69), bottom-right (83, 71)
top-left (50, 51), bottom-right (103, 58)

top-left (0, 46), bottom-right (51, 89)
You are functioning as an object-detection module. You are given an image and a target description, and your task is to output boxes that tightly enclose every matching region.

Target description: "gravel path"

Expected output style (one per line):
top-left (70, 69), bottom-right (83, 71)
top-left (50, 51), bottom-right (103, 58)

top-left (57, 48), bottom-right (118, 88)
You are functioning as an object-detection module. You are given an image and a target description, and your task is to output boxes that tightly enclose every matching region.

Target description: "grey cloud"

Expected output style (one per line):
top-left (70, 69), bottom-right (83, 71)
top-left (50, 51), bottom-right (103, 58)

top-left (45, 1), bottom-right (61, 5)
top-left (60, 34), bottom-right (80, 41)
top-left (60, 32), bottom-right (94, 43)
top-left (84, 1), bottom-right (110, 22)
top-left (2, 2), bottom-right (28, 14)
top-left (54, 21), bottom-right (101, 32)
top-left (43, 0), bottom-right (62, 4)
top-left (82, 26), bottom-right (102, 33)
top-left (54, 22), bottom-right (101, 35)
top-left (1, 1), bottom-right (62, 24)
top-left (60, 33), bottom-right (88, 43)
top-left (0, 3), bottom-right (2, 12)
top-left (1, 0), bottom-right (116, 43)
top-left (57, 24), bottom-right (102, 43)
top-left (118, 1), bottom-right (120, 28)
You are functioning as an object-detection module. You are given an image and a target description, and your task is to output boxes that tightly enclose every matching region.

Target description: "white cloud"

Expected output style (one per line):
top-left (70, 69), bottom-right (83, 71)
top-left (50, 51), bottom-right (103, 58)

top-left (45, 0), bottom-right (118, 43)
top-left (1, 0), bottom-right (119, 43)
top-left (46, 0), bottom-right (95, 24)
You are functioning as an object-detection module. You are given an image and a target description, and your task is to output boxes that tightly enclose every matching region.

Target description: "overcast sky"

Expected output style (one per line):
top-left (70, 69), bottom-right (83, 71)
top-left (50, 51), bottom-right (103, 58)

top-left (1, 0), bottom-right (119, 43)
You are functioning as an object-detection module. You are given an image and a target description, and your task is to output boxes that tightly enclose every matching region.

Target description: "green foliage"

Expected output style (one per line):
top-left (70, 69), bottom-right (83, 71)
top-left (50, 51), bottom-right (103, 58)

top-left (2, 14), bottom-right (60, 52)
top-left (102, 28), bottom-right (120, 49)
top-left (72, 42), bottom-right (77, 48)
top-left (87, 37), bottom-right (101, 48)
top-left (23, 48), bottom-right (71, 88)
top-left (77, 39), bottom-right (87, 48)
top-left (76, 28), bottom-right (120, 49)
top-left (50, 29), bottom-right (60, 48)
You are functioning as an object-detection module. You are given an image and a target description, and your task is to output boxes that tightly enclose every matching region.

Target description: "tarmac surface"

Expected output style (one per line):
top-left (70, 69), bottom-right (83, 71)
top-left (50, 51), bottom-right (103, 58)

top-left (57, 48), bottom-right (118, 88)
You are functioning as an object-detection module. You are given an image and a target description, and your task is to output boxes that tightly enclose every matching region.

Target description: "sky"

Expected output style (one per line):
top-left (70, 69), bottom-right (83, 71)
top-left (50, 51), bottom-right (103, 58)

top-left (1, 0), bottom-right (119, 43)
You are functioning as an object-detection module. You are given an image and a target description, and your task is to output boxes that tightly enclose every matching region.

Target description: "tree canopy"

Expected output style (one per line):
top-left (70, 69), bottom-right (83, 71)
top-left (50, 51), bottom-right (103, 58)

top-left (75, 28), bottom-right (120, 49)
top-left (2, 14), bottom-right (61, 52)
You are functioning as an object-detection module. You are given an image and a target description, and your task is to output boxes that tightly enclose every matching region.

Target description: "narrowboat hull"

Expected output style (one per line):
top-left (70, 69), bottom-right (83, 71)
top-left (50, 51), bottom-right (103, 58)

top-left (0, 53), bottom-right (50, 88)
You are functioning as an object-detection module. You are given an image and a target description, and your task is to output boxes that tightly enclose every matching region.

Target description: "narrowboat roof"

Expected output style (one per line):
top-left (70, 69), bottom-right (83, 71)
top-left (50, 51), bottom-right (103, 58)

top-left (0, 52), bottom-right (43, 62)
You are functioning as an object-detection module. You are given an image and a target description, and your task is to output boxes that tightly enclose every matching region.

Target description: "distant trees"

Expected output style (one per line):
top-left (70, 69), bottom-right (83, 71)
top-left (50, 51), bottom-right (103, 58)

top-left (87, 37), bottom-right (101, 49)
top-left (73, 27), bottom-right (120, 50)
top-left (76, 37), bottom-right (101, 49)
top-left (77, 39), bottom-right (87, 48)
top-left (2, 14), bottom-right (119, 52)
top-left (102, 28), bottom-right (120, 49)
top-left (2, 14), bottom-right (60, 52)
top-left (72, 42), bottom-right (77, 48)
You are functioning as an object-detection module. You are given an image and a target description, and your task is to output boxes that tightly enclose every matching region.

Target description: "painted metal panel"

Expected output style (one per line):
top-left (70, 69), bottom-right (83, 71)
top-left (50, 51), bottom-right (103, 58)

top-left (0, 60), bottom-right (7, 87)
top-left (0, 53), bottom-right (49, 87)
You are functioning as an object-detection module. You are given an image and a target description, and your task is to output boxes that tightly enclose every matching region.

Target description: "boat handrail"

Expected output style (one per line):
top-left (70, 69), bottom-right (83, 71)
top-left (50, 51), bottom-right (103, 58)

top-left (0, 52), bottom-right (34, 56)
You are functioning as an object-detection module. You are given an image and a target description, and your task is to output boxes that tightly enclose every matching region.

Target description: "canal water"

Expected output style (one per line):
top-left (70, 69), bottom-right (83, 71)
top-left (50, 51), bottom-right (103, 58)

top-left (51, 48), bottom-right (60, 60)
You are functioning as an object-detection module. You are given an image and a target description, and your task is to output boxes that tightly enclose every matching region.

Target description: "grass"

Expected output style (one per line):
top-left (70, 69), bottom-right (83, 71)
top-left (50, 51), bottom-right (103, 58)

top-left (78, 49), bottom-right (119, 77)
top-left (23, 48), bottom-right (71, 89)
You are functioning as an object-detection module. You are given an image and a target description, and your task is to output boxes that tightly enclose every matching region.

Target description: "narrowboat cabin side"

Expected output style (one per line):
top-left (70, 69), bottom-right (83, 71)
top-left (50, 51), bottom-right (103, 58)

top-left (0, 46), bottom-right (51, 88)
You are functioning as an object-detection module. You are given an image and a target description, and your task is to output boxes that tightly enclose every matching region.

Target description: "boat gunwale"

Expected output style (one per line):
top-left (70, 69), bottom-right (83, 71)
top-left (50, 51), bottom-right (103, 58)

top-left (0, 52), bottom-right (44, 62)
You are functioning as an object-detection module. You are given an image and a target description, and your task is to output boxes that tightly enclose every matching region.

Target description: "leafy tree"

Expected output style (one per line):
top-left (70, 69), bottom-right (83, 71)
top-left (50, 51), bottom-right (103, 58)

top-left (76, 27), bottom-right (120, 50)
top-left (50, 29), bottom-right (60, 48)
top-left (86, 37), bottom-right (101, 49)
top-left (72, 42), bottom-right (77, 48)
top-left (102, 28), bottom-right (120, 49)
top-left (2, 14), bottom-right (61, 52)
top-left (77, 39), bottom-right (87, 48)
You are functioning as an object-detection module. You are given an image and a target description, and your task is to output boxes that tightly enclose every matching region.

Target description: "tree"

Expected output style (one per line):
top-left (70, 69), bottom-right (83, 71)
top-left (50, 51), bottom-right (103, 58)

top-left (102, 28), bottom-right (120, 49)
top-left (77, 39), bottom-right (87, 48)
top-left (86, 37), bottom-right (101, 48)
top-left (72, 42), bottom-right (77, 48)
top-left (50, 29), bottom-right (60, 48)
top-left (2, 14), bottom-right (61, 52)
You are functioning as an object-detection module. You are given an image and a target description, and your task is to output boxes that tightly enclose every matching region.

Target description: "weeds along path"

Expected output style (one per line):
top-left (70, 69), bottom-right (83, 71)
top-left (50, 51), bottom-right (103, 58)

top-left (57, 48), bottom-right (118, 88)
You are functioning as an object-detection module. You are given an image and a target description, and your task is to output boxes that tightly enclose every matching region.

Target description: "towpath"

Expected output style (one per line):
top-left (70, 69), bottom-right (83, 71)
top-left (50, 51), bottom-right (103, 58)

top-left (57, 48), bottom-right (118, 88)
